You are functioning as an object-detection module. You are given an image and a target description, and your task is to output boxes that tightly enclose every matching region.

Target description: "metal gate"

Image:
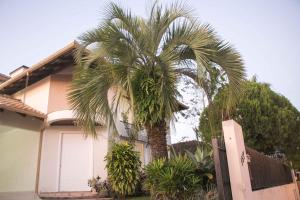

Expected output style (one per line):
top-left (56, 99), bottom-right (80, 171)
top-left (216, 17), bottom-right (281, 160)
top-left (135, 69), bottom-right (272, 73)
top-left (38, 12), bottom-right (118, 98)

top-left (246, 147), bottom-right (293, 190)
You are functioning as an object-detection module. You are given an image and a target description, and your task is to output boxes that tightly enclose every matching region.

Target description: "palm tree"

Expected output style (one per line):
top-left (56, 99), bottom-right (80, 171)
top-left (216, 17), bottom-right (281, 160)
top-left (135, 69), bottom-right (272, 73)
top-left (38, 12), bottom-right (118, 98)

top-left (68, 2), bottom-right (245, 159)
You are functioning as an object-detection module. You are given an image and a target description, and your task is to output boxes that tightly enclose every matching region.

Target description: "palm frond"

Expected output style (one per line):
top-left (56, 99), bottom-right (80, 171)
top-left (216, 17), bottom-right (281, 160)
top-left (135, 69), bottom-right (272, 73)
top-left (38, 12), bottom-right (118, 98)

top-left (69, 1), bottom-right (246, 138)
top-left (68, 61), bottom-right (115, 136)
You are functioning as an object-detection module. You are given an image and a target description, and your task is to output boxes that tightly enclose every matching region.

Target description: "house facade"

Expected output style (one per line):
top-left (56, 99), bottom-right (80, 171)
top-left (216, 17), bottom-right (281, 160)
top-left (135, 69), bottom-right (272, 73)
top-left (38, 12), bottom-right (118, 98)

top-left (0, 41), bottom-right (170, 195)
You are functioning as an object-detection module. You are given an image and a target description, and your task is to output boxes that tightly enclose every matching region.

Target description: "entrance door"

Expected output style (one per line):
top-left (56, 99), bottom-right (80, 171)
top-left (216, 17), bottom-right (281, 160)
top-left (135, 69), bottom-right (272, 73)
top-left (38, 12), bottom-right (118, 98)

top-left (59, 133), bottom-right (93, 191)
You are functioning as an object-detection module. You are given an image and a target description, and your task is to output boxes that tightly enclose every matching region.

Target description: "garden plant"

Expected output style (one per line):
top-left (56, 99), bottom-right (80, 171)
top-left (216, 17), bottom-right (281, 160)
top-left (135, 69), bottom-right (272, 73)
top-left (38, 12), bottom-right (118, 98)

top-left (105, 143), bottom-right (141, 199)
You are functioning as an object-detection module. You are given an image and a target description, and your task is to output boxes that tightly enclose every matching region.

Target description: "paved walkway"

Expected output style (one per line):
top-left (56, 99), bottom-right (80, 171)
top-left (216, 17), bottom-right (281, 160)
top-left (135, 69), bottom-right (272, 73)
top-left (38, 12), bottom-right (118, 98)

top-left (39, 191), bottom-right (106, 199)
top-left (0, 192), bottom-right (110, 200)
top-left (0, 192), bottom-right (40, 200)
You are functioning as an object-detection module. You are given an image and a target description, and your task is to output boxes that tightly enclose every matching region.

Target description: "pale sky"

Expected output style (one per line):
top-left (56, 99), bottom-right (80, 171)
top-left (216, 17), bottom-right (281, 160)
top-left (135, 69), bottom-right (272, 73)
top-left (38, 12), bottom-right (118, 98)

top-left (1, 0), bottom-right (299, 143)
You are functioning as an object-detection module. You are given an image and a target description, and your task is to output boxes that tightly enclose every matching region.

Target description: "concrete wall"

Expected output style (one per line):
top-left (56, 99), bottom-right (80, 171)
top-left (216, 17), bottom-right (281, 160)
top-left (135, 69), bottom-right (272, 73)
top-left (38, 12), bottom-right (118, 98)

top-left (38, 126), bottom-right (108, 192)
top-left (251, 183), bottom-right (299, 199)
top-left (222, 120), bottom-right (300, 200)
top-left (0, 110), bottom-right (42, 192)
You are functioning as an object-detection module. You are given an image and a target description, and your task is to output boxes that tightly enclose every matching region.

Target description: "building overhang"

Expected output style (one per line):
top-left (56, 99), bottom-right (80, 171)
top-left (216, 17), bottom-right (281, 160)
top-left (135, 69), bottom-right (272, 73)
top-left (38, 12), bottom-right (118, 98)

top-left (46, 110), bottom-right (104, 126)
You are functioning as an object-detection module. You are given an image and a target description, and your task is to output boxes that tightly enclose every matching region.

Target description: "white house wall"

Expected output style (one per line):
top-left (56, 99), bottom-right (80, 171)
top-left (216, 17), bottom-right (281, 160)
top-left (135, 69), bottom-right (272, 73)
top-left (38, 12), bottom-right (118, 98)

top-left (38, 126), bottom-right (108, 193)
top-left (144, 143), bottom-right (151, 166)
top-left (92, 129), bottom-right (108, 180)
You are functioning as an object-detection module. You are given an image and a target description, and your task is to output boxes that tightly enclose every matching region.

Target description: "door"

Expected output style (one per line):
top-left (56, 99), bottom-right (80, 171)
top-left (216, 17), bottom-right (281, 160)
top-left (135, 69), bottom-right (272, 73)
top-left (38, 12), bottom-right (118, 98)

top-left (59, 133), bottom-right (93, 191)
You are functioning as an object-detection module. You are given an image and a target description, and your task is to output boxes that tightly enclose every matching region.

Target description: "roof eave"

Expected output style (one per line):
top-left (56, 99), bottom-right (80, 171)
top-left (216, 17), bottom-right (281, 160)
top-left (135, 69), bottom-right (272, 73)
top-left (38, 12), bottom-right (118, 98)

top-left (0, 105), bottom-right (46, 119)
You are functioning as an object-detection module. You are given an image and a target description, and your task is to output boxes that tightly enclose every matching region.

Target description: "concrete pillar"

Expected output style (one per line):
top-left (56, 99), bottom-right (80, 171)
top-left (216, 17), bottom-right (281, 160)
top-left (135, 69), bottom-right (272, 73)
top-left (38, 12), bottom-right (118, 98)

top-left (222, 120), bottom-right (252, 200)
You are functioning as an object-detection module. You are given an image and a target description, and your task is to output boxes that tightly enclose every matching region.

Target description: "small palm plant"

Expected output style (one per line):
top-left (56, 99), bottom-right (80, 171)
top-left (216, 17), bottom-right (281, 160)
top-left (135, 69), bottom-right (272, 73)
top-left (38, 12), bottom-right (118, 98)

top-left (145, 156), bottom-right (200, 200)
top-left (186, 147), bottom-right (215, 187)
top-left (68, 1), bottom-right (245, 159)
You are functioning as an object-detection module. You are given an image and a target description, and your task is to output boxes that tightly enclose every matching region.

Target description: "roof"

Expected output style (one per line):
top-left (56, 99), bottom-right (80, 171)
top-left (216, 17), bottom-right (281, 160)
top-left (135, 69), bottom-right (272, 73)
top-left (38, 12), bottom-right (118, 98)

top-left (0, 95), bottom-right (45, 119)
top-left (177, 101), bottom-right (188, 111)
top-left (170, 140), bottom-right (204, 155)
top-left (0, 41), bottom-right (79, 94)
top-left (0, 73), bottom-right (9, 83)
top-left (9, 65), bottom-right (29, 76)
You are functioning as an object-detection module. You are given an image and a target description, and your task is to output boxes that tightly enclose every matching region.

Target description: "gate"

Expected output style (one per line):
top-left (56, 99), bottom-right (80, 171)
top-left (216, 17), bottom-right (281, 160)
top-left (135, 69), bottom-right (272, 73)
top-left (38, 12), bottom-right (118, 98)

top-left (212, 120), bottom-right (299, 200)
top-left (212, 138), bottom-right (232, 200)
top-left (246, 147), bottom-right (293, 190)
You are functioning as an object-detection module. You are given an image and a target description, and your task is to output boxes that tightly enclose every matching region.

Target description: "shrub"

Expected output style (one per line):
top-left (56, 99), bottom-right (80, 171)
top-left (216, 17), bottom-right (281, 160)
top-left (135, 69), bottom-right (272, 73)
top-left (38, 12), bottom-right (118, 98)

top-left (135, 171), bottom-right (149, 196)
top-left (145, 155), bottom-right (200, 200)
top-left (194, 184), bottom-right (218, 200)
top-left (105, 143), bottom-right (141, 199)
top-left (88, 176), bottom-right (112, 197)
top-left (186, 147), bottom-right (215, 187)
top-left (88, 176), bottom-right (106, 193)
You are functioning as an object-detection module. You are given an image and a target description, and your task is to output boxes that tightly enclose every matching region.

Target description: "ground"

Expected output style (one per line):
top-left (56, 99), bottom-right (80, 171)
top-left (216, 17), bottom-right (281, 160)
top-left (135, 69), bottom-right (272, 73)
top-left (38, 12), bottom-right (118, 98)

top-left (128, 196), bottom-right (150, 200)
top-left (0, 192), bottom-right (150, 200)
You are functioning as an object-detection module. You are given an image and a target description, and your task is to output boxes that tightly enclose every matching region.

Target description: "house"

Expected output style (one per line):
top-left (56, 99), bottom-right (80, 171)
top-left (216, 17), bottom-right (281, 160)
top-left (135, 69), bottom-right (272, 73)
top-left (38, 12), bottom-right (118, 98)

top-left (0, 41), bottom-right (175, 196)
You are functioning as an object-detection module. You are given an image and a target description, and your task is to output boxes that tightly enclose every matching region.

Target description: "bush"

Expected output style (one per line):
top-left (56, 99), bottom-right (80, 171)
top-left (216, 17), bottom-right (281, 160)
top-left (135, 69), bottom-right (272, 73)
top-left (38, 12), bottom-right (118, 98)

top-left (135, 171), bottom-right (149, 196)
top-left (194, 184), bottom-right (218, 200)
top-left (88, 176), bottom-right (112, 197)
top-left (186, 147), bottom-right (215, 187)
top-left (88, 176), bottom-right (107, 193)
top-left (145, 155), bottom-right (200, 200)
top-left (105, 143), bottom-right (141, 199)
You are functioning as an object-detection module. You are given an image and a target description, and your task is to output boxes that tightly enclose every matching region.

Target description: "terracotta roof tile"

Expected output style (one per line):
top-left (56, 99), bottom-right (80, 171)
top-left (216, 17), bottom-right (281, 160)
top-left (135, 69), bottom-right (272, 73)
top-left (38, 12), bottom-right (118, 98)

top-left (0, 95), bottom-right (45, 119)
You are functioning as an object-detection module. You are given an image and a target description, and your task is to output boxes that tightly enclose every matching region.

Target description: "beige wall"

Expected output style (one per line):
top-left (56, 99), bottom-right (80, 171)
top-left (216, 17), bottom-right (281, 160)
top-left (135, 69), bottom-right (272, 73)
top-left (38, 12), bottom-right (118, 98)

top-left (13, 77), bottom-right (51, 114)
top-left (38, 126), bottom-right (108, 193)
top-left (12, 65), bottom-right (74, 115)
top-left (0, 110), bottom-right (42, 192)
top-left (47, 74), bottom-right (72, 113)
top-left (135, 141), bottom-right (145, 167)
top-left (251, 183), bottom-right (299, 199)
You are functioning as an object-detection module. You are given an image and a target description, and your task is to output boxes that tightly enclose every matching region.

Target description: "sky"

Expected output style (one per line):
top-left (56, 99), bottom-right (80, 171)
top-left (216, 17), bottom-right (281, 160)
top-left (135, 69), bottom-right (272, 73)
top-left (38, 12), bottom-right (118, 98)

top-left (1, 0), bottom-right (299, 143)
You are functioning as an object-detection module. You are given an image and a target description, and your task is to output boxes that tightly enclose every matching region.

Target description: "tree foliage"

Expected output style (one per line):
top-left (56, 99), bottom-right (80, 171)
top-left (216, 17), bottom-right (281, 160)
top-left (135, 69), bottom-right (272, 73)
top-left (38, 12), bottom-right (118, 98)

top-left (199, 79), bottom-right (300, 168)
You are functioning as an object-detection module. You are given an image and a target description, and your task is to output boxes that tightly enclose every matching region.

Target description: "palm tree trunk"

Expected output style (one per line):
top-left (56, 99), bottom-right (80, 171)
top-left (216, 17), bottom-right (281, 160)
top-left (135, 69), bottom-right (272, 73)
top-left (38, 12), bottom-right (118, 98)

top-left (145, 120), bottom-right (168, 160)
